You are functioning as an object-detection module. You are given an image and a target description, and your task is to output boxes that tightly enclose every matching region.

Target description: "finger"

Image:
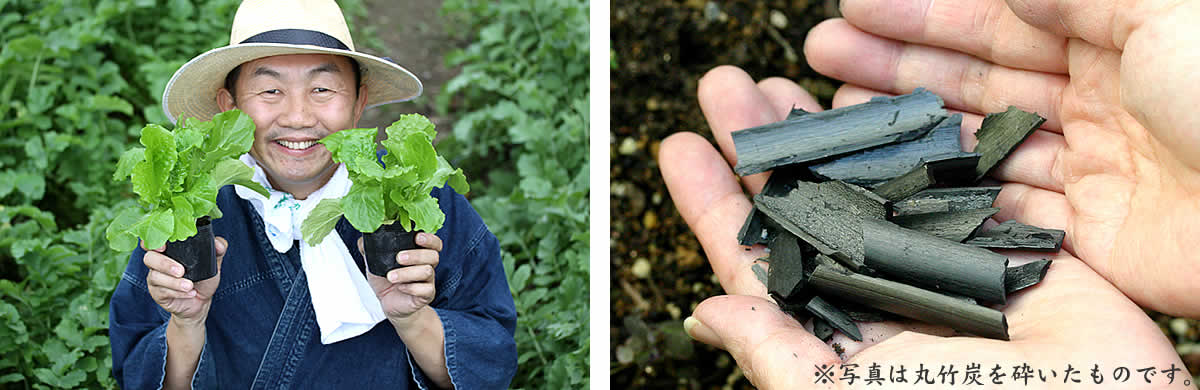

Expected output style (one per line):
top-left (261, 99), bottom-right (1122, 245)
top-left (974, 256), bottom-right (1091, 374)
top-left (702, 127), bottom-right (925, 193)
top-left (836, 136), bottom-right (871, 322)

top-left (396, 249), bottom-right (439, 267)
top-left (755, 77), bottom-right (824, 119)
top-left (833, 84), bottom-right (1067, 193)
top-left (659, 132), bottom-right (768, 297)
top-left (214, 236), bottom-right (227, 258)
top-left (394, 282), bottom-right (435, 301)
top-left (1001, 0), bottom-right (1180, 50)
top-left (139, 240), bottom-right (166, 253)
top-left (696, 65), bottom-right (779, 193)
top-left (415, 232), bottom-right (442, 252)
top-left (840, 0), bottom-right (1068, 74)
top-left (386, 264), bottom-right (435, 284)
top-left (686, 295), bottom-right (840, 389)
top-left (805, 19), bottom-right (1067, 132)
top-left (147, 269), bottom-right (195, 296)
top-left (143, 251), bottom-right (185, 278)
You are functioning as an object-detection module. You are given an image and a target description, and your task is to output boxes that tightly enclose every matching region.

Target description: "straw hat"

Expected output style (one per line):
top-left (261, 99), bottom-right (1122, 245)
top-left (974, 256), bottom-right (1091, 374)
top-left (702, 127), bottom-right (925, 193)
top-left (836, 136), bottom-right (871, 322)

top-left (161, 0), bottom-right (422, 123)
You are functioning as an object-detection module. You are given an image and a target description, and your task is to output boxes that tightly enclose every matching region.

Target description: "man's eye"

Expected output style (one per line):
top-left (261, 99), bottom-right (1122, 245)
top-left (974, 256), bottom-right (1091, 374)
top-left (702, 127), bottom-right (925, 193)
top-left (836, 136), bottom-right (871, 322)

top-left (261, 89), bottom-right (281, 95)
top-left (313, 88), bottom-right (332, 93)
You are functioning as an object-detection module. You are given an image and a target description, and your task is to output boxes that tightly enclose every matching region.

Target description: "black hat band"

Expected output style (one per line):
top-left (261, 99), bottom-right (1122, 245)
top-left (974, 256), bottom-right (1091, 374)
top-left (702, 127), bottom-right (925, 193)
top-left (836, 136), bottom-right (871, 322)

top-left (240, 29), bottom-right (350, 51)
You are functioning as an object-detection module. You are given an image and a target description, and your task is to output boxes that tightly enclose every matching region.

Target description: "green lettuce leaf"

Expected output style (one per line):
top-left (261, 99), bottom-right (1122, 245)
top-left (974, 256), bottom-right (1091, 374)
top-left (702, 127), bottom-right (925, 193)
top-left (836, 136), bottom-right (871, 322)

top-left (112, 148), bottom-right (145, 181)
top-left (302, 198), bottom-right (343, 245)
top-left (130, 124), bottom-right (176, 203)
top-left (132, 209), bottom-right (174, 250)
top-left (170, 196), bottom-right (197, 242)
top-left (105, 208), bottom-right (145, 251)
top-left (341, 183), bottom-right (385, 233)
top-left (211, 159), bottom-right (269, 197)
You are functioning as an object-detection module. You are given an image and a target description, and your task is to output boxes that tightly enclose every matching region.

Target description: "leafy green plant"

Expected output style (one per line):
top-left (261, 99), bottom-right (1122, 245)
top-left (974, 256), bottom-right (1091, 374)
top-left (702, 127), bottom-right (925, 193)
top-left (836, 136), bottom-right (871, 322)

top-left (105, 109), bottom-right (269, 251)
top-left (439, 0), bottom-right (589, 388)
top-left (302, 114), bottom-right (468, 244)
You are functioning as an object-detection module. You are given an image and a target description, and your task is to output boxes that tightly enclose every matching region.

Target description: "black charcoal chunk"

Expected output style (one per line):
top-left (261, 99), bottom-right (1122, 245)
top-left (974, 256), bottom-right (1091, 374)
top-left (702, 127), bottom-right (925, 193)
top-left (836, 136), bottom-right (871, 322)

top-left (809, 264), bottom-right (1010, 340)
top-left (753, 181), bottom-right (888, 271)
top-left (892, 187), bottom-right (1003, 216)
top-left (965, 220), bottom-right (1066, 252)
top-left (732, 89), bottom-right (948, 176)
top-left (806, 296), bottom-right (863, 341)
top-left (862, 219), bottom-right (1009, 304)
top-left (767, 235), bottom-right (807, 299)
top-left (737, 208), bottom-right (772, 246)
top-left (973, 106), bottom-right (1046, 180)
top-left (1004, 259), bottom-right (1053, 294)
top-left (892, 208), bottom-right (1000, 242)
top-left (812, 318), bottom-right (835, 341)
top-left (872, 152), bottom-right (981, 201)
top-left (811, 114), bottom-right (964, 186)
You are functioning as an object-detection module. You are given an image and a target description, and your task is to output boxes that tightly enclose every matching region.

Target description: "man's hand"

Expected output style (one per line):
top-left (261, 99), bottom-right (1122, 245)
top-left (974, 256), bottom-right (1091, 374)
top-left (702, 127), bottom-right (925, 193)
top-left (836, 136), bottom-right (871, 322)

top-left (359, 232), bottom-right (441, 323)
top-left (359, 233), bottom-right (453, 389)
top-left (142, 237), bottom-right (227, 326)
top-left (143, 237), bottom-right (227, 389)
top-left (661, 64), bottom-right (1190, 390)
top-left (798, 0), bottom-right (1200, 318)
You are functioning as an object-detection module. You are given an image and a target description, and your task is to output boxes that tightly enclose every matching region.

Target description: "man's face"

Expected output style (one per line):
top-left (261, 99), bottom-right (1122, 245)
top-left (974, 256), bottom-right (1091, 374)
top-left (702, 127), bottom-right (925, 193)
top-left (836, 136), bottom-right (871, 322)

top-left (217, 54), bottom-right (367, 196)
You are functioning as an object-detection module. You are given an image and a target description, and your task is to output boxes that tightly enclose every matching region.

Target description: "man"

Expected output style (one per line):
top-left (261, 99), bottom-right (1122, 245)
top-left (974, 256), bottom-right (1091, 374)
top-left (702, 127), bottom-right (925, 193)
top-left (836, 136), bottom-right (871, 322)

top-left (108, 1), bottom-right (517, 389)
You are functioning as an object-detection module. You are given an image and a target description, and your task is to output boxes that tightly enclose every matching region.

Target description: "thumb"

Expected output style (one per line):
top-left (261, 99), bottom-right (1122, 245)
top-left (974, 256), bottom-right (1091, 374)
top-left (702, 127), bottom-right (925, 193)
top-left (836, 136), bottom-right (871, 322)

top-left (214, 236), bottom-right (228, 271)
top-left (686, 295), bottom-right (842, 389)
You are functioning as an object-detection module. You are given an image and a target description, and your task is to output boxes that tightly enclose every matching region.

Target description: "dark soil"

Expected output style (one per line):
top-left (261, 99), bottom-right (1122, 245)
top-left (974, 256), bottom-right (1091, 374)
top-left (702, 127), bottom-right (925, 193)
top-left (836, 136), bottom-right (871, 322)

top-left (610, 1), bottom-right (841, 388)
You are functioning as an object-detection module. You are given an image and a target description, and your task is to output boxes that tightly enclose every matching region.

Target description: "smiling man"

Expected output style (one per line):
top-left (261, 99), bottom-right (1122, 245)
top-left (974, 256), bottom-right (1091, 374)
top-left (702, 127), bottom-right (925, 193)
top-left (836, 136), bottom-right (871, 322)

top-left (107, 1), bottom-right (517, 389)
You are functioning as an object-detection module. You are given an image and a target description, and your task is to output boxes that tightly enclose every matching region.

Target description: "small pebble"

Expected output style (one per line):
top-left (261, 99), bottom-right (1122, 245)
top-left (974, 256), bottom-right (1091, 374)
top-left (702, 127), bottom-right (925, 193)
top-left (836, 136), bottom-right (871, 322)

top-left (642, 211), bottom-right (658, 229)
top-left (769, 10), bottom-right (788, 29)
top-left (632, 258), bottom-right (651, 279)
top-left (666, 303), bottom-right (682, 319)
top-left (1170, 318), bottom-right (1190, 336)
top-left (651, 192), bottom-right (662, 205)
top-left (618, 137), bottom-right (638, 155)
top-left (646, 97), bottom-right (661, 111)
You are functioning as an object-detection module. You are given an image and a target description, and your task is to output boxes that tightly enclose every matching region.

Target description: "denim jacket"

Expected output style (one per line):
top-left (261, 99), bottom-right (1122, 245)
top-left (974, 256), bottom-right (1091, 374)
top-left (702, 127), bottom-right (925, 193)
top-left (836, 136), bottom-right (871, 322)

top-left (109, 184), bottom-right (517, 389)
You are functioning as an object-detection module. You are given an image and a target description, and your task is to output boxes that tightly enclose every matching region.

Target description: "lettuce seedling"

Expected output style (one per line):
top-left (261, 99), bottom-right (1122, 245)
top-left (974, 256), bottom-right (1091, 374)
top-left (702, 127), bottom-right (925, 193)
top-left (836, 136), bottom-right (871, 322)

top-left (302, 114), bottom-right (468, 244)
top-left (106, 110), bottom-right (269, 251)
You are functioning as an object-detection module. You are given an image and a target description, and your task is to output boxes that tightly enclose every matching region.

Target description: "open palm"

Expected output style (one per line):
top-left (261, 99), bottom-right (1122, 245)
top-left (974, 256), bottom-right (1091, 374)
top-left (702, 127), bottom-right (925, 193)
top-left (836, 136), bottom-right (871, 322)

top-left (658, 0), bottom-right (1198, 387)
top-left (798, 0), bottom-right (1200, 318)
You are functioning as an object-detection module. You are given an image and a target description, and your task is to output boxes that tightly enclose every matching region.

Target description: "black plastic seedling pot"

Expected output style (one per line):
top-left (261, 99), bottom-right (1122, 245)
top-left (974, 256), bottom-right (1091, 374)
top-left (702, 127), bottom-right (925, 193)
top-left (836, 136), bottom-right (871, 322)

top-left (362, 222), bottom-right (420, 277)
top-left (164, 216), bottom-right (217, 281)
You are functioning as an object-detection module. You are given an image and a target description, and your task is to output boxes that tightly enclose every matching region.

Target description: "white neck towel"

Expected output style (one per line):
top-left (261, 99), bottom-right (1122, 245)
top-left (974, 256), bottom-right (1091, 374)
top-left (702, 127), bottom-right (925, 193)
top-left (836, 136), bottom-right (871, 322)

top-left (233, 154), bottom-right (386, 344)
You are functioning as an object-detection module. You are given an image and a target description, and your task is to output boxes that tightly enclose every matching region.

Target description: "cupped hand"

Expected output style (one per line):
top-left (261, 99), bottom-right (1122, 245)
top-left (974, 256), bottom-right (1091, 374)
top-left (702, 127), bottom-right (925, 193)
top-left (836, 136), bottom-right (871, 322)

top-left (798, 0), bottom-right (1200, 318)
top-left (659, 65), bottom-right (1187, 388)
top-left (359, 232), bottom-right (441, 323)
top-left (142, 237), bottom-right (227, 326)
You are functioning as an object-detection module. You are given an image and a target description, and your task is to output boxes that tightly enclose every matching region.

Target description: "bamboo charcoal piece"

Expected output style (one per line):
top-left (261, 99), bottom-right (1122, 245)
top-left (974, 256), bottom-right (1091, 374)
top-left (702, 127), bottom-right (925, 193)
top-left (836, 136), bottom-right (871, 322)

top-left (973, 106), bottom-right (1046, 180)
top-left (812, 318), bottom-right (835, 341)
top-left (893, 187), bottom-right (1003, 216)
top-left (767, 235), bottom-right (807, 299)
top-left (811, 114), bottom-right (964, 186)
top-left (809, 265), bottom-right (1010, 340)
top-left (737, 208), bottom-right (771, 246)
top-left (1005, 259), bottom-right (1053, 293)
top-left (806, 296), bottom-right (863, 341)
top-left (754, 180), bottom-right (889, 270)
top-left (873, 152), bottom-right (981, 201)
top-left (862, 219), bottom-right (1009, 303)
top-left (892, 208), bottom-right (1000, 242)
top-left (732, 89), bottom-right (948, 176)
top-left (752, 262), bottom-right (769, 286)
top-left (787, 107), bottom-right (810, 119)
top-left (966, 220), bottom-right (1066, 252)
top-left (755, 194), bottom-right (863, 270)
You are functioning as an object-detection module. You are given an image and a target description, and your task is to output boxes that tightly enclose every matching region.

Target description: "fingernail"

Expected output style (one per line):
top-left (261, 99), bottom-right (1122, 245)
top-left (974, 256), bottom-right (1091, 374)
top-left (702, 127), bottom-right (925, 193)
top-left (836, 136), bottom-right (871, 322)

top-left (180, 281), bottom-right (191, 290)
top-left (188, 290), bottom-right (197, 297)
top-left (175, 267), bottom-right (185, 277)
top-left (683, 316), bottom-right (721, 346)
top-left (388, 273), bottom-right (399, 283)
top-left (416, 234), bottom-right (426, 245)
top-left (397, 253), bottom-right (410, 264)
